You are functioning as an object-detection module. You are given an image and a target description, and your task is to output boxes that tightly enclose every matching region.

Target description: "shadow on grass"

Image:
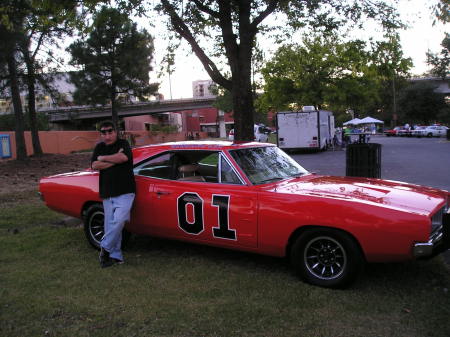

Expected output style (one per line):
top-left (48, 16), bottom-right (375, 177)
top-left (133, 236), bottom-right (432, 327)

top-left (124, 233), bottom-right (450, 291)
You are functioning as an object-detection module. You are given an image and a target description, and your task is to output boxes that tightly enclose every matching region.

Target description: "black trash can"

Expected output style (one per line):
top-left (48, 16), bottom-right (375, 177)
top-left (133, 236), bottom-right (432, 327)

top-left (447, 128), bottom-right (450, 140)
top-left (346, 143), bottom-right (382, 178)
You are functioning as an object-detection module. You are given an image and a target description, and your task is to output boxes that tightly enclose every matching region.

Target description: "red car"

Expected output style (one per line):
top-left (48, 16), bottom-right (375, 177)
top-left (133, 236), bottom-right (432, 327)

top-left (384, 126), bottom-right (402, 136)
top-left (39, 141), bottom-right (450, 288)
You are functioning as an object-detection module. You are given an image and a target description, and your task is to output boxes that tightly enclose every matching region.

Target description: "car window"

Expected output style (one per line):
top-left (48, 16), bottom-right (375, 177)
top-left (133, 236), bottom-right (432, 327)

top-left (220, 155), bottom-right (242, 185)
top-left (134, 152), bottom-right (175, 179)
top-left (135, 150), bottom-right (244, 185)
top-left (230, 146), bottom-right (308, 185)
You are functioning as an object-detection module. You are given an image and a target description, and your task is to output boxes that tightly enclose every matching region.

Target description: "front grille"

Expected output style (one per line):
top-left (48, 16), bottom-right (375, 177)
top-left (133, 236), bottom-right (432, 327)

top-left (431, 204), bottom-right (447, 236)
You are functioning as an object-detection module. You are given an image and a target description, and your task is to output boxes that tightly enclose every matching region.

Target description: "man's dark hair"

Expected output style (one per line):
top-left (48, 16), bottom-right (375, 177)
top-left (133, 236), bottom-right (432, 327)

top-left (98, 120), bottom-right (115, 130)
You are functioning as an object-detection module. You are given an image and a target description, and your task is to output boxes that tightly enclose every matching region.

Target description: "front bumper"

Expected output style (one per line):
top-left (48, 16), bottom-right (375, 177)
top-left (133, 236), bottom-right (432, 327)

top-left (413, 213), bottom-right (450, 259)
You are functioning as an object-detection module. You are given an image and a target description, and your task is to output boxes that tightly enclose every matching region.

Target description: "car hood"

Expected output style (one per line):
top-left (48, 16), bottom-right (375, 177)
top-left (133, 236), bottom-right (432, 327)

top-left (265, 174), bottom-right (447, 216)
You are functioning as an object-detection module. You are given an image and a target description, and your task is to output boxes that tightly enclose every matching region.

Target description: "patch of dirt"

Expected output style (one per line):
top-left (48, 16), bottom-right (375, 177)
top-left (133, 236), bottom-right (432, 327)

top-left (0, 152), bottom-right (92, 195)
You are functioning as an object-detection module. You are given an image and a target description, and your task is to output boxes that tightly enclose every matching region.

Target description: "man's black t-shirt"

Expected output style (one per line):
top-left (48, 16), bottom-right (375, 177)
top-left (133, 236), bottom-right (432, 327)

top-left (91, 138), bottom-right (136, 199)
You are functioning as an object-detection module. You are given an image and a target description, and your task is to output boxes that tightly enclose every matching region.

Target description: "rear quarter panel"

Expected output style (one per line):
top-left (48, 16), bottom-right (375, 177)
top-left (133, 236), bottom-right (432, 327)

top-left (39, 171), bottom-right (100, 218)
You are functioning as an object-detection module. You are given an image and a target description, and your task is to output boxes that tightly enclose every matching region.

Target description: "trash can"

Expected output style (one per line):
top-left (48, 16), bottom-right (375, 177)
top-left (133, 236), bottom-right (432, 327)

top-left (447, 128), bottom-right (450, 140)
top-left (346, 143), bottom-right (382, 178)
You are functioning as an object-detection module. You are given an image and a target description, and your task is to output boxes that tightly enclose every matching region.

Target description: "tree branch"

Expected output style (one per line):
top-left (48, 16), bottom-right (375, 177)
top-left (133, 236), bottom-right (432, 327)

top-left (191, 0), bottom-right (220, 18)
top-left (161, 0), bottom-right (232, 90)
top-left (251, 0), bottom-right (280, 31)
top-left (217, 0), bottom-right (240, 71)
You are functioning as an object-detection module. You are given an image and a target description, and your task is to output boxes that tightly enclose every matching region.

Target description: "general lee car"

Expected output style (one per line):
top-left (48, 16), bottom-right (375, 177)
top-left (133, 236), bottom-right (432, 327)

top-left (39, 141), bottom-right (450, 288)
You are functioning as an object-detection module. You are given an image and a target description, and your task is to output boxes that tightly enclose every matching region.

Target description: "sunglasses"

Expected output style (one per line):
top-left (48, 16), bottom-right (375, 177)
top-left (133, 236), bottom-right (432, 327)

top-left (100, 128), bottom-right (115, 135)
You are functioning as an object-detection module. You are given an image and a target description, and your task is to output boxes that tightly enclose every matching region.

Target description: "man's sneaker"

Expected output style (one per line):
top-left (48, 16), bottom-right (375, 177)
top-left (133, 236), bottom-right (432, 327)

top-left (101, 257), bottom-right (123, 268)
top-left (101, 257), bottom-right (115, 268)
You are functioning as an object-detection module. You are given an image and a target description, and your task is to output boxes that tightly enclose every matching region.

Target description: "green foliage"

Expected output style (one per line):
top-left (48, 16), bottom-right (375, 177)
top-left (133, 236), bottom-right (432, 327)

top-left (257, 36), bottom-right (378, 113)
top-left (432, 0), bottom-right (450, 24)
top-left (68, 6), bottom-right (158, 125)
top-left (147, 124), bottom-right (179, 134)
top-left (397, 81), bottom-right (450, 124)
top-left (0, 111), bottom-right (49, 131)
top-left (427, 33), bottom-right (450, 79)
top-left (212, 87), bottom-right (233, 113)
top-left (257, 33), bottom-right (413, 124)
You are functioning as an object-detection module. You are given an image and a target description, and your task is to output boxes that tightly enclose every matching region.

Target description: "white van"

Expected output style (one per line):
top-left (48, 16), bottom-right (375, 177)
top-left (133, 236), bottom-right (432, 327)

top-left (228, 124), bottom-right (269, 142)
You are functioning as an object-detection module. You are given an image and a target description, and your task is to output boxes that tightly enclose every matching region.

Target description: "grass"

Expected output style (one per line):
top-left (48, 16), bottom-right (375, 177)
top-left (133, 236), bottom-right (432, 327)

top-left (1, 193), bottom-right (450, 337)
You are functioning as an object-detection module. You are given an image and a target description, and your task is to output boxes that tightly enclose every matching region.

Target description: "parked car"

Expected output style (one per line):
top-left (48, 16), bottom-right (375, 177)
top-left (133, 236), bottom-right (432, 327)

top-left (39, 141), bottom-right (450, 288)
top-left (397, 128), bottom-right (412, 137)
top-left (411, 126), bottom-right (427, 137)
top-left (228, 125), bottom-right (270, 142)
top-left (413, 125), bottom-right (449, 138)
top-left (384, 126), bottom-right (402, 136)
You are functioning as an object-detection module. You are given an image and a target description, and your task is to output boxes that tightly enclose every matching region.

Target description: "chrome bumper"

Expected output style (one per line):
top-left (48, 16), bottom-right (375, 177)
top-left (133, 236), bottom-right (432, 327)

top-left (414, 212), bottom-right (450, 258)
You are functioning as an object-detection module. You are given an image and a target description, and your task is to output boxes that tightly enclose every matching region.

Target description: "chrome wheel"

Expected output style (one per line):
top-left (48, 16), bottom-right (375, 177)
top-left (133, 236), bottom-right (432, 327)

top-left (88, 210), bottom-right (104, 246)
top-left (304, 236), bottom-right (346, 280)
top-left (84, 204), bottom-right (104, 249)
top-left (291, 228), bottom-right (363, 288)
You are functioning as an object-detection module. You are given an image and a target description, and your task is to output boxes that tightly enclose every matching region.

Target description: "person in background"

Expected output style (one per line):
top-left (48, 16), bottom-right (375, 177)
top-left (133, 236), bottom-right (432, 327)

top-left (91, 121), bottom-right (136, 268)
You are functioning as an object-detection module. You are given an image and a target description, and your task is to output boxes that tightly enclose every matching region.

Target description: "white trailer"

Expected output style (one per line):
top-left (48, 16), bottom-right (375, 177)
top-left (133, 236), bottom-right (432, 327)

top-left (276, 108), bottom-right (335, 150)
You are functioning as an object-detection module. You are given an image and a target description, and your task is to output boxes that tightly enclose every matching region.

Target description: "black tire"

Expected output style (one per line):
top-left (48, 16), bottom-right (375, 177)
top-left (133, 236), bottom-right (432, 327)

top-left (290, 228), bottom-right (364, 288)
top-left (427, 133), bottom-right (433, 138)
top-left (83, 203), bottom-right (131, 250)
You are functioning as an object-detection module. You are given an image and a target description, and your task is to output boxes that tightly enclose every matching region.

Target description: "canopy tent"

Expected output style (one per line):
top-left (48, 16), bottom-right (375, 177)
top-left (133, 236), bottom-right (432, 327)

top-left (343, 118), bottom-right (361, 125)
top-left (358, 117), bottom-right (384, 124)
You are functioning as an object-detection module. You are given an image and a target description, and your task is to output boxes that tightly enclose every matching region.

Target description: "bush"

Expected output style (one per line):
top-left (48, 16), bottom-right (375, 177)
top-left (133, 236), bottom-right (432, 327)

top-left (0, 112), bottom-right (50, 131)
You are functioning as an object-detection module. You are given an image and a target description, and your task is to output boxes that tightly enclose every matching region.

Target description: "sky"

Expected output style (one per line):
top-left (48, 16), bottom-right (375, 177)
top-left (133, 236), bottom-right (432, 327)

top-left (151, 0), bottom-right (448, 100)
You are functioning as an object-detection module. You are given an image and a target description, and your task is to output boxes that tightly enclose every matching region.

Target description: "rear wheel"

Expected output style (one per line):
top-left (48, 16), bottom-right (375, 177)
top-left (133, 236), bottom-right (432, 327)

top-left (291, 228), bottom-right (364, 288)
top-left (83, 203), bottom-right (131, 250)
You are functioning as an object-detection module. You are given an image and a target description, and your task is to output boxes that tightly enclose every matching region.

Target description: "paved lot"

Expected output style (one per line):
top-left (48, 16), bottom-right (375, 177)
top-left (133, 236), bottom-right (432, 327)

top-left (290, 135), bottom-right (450, 192)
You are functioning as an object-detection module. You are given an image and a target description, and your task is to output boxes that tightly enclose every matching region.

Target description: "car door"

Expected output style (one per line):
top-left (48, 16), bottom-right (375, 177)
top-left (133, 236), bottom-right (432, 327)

top-left (129, 152), bottom-right (177, 236)
top-left (153, 151), bottom-right (258, 249)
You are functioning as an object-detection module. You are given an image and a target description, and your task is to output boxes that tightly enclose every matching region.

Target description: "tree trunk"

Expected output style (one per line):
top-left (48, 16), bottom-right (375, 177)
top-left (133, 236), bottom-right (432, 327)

top-left (230, 3), bottom-right (255, 142)
top-left (24, 48), bottom-right (43, 156)
top-left (232, 75), bottom-right (255, 142)
top-left (6, 49), bottom-right (27, 160)
top-left (111, 90), bottom-right (119, 130)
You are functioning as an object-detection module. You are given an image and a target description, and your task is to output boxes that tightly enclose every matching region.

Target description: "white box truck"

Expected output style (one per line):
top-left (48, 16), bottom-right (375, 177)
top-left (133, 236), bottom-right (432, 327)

top-left (276, 107), bottom-right (335, 150)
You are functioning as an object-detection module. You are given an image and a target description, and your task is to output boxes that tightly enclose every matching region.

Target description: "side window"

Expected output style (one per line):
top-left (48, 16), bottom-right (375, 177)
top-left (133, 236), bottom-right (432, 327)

top-left (220, 155), bottom-right (242, 185)
top-left (134, 153), bottom-right (174, 179)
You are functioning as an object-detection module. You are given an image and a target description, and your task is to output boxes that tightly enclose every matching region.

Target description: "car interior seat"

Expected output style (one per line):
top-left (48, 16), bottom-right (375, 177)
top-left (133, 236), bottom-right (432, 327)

top-left (177, 164), bottom-right (206, 182)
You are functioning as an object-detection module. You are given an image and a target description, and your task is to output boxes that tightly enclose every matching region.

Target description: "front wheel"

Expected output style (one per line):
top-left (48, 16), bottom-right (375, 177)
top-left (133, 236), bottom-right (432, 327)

top-left (291, 228), bottom-right (364, 288)
top-left (83, 203), bottom-right (131, 250)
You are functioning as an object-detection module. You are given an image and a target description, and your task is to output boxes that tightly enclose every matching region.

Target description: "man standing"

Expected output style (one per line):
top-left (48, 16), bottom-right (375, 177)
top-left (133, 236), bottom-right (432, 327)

top-left (91, 121), bottom-right (136, 268)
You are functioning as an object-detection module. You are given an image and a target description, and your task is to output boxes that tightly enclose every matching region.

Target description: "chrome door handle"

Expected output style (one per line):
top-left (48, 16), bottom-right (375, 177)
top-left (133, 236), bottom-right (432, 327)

top-left (156, 191), bottom-right (171, 196)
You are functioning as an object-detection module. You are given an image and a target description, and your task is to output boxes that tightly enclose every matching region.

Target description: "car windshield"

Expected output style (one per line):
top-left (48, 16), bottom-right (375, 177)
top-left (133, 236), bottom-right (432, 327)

top-left (229, 146), bottom-right (309, 185)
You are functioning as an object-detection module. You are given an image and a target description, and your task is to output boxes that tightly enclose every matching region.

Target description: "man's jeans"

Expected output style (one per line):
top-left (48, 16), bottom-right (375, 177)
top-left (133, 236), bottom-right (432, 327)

top-left (101, 193), bottom-right (135, 261)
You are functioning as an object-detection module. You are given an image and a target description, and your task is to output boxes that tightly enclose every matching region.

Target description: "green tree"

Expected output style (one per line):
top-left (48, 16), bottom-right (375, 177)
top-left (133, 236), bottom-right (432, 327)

top-left (427, 33), bottom-right (450, 79)
top-left (69, 6), bottom-right (158, 129)
top-left (19, 1), bottom-right (82, 156)
top-left (432, 0), bottom-right (449, 24)
top-left (257, 36), bottom-right (380, 115)
top-left (157, 0), bottom-right (402, 141)
top-left (369, 33), bottom-right (412, 125)
top-left (0, 0), bottom-right (100, 159)
top-left (0, 0), bottom-right (28, 160)
top-left (397, 81), bottom-right (449, 124)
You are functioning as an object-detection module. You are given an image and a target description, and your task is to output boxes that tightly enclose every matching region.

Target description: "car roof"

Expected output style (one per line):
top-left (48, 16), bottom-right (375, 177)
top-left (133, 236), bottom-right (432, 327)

top-left (132, 140), bottom-right (274, 163)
